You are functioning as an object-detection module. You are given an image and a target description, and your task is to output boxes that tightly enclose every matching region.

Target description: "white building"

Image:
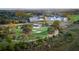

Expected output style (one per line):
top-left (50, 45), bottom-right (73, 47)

top-left (47, 16), bottom-right (68, 21)
top-left (29, 16), bottom-right (68, 22)
top-left (29, 16), bottom-right (44, 22)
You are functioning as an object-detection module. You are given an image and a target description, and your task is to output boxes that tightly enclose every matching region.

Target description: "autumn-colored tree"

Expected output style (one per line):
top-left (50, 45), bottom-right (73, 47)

top-left (16, 11), bottom-right (33, 18)
top-left (53, 20), bottom-right (61, 30)
top-left (63, 12), bottom-right (72, 21)
top-left (16, 11), bottom-right (33, 23)
top-left (16, 11), bottom-right (26, 17)
top-left (42, 16), bottom-right (48, 26)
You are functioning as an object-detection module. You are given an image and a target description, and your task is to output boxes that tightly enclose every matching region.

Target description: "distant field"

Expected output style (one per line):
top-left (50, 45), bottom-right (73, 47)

top-left (69, 15), bottom-right (79, 22)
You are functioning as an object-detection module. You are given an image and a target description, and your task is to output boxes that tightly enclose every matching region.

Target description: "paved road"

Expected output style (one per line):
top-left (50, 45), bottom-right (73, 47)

top-left (0, 23), bottom-right (32, 27)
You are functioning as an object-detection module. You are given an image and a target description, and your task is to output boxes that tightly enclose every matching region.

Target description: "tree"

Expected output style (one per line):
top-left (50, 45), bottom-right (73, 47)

top-left (16, 11), bottom-right (33, 18)
top-left (53, 20), bottom-right (61, 30)
top-left (16, 11), bottom-right (33, 22)
top-left (22, 24), bottom-right (32, 35)
top-left (42, 16), bottom-right (48, 26)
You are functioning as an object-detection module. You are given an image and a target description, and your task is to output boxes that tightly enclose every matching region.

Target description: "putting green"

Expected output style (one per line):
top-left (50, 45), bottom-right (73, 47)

top-left (32, 27), bottom-right (48, 34)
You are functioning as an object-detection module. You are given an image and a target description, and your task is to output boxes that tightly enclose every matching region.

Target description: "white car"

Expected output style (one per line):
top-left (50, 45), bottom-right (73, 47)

top-left (33, 24), bottom-right (41, 28)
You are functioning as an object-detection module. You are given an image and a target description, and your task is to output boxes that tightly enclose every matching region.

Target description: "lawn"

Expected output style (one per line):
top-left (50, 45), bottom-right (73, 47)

top-left (32, 27), bottom-right (48, 37)
top-left (69, 15), bottom-right (79, 22)
top-left (11, 26), bottom-right (48, 43)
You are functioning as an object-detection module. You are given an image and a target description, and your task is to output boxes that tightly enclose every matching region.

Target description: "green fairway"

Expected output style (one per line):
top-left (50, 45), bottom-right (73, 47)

top-left (32, 27), bottom-right (48, 34)
top-left (32, 27), bottom-right (48, 38)
top-left (10, 26), bottom-right (48, 42)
